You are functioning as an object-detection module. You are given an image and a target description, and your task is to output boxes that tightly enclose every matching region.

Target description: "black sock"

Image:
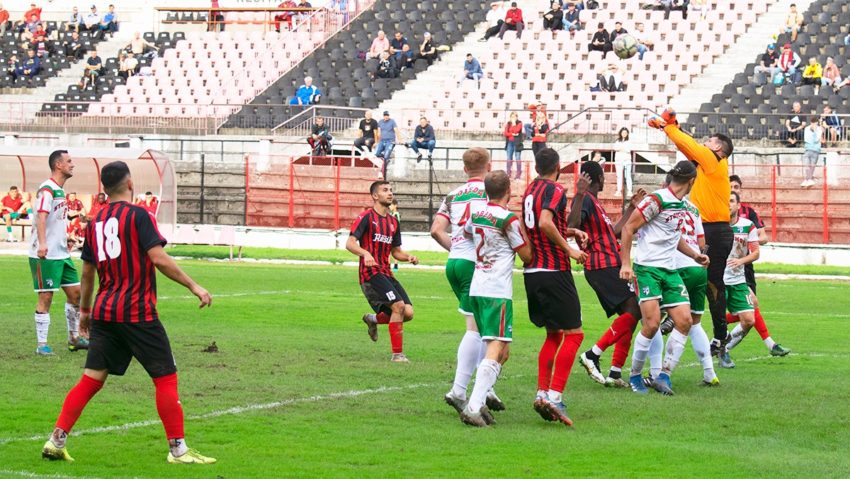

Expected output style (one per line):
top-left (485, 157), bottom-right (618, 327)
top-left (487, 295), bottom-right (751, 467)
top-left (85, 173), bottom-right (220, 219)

top-left (608, 370), bottom-right (622, 380)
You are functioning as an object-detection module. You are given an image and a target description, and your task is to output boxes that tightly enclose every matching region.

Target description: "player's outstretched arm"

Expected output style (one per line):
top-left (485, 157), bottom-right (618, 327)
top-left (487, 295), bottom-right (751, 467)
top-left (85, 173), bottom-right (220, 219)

top-left (147, 246), bottom-right (211, 308)
top-left (430, 214), bottom-right (452, 252)
top-left (677, 237), bottom-right (710, 266)
top-left (539, 209), bottom-right (587, 264)
top-left (391, 246), bottom-right (419, 265)
top-left (613, 188), bottom-right (647, 237)
top-left (78, 261), bottom-right (96, 338)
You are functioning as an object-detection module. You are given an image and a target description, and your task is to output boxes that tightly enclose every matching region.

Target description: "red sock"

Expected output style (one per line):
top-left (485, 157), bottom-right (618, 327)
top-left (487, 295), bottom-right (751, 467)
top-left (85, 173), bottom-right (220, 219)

top-left (537, 331), bottom-right (562, 391)
top-left (375, 312), bottom-right (391, 324)
top-left (753, 308), bottom-right (770, 340)
top-left (595, 313), bottom-right (637, 351)
top-left (726, 312), bottom-right (740, 324)
top-left (388, 322), bottom-right (403, 353)
top-left (153, 373), bottom-right (185, 440)
top-left (549, 332), bottom-right (584, 393)
top-left (611, 326), bottom-right (634, 369)
top-left (56, 375), bottom-right (104, 433)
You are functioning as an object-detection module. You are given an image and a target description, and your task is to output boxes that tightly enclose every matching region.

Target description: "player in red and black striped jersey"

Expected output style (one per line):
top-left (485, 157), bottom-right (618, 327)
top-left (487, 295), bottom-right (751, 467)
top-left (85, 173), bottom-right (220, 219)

top-left (521, 148), bottom-right (588, 426)
top-left (347, 180), bottom-right (419, 363)
top-left (567, 160), bottom-right (646, 388)
top-left (43, 161), bottom-right (216, 465)
top-left (727, 175), bottom-right (790, 356)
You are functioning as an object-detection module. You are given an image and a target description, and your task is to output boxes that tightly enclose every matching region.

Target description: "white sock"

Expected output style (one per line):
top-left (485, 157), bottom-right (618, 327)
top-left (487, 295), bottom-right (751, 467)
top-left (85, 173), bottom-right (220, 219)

top-left (169, 438), bottom-right (189, 457)
top-left (726, 324), bottom-right (747, 351)
top-left (468, 359), bottom-right (500, 412)
top-left (629, 333), bottom-right (652, 377)
top-left (35, 312), bottom-right (50, 344)
top-left (763, 336), bottom-right (776, 350)
top-left (548, 389), bottom-right (562, 403)
top-left (688, 323), bottom-right (715, 381)
top-left (663, 329), bottom-right (687, 374)
top-left (65, 303), bottom-right (79, 341)
top-left (477, 336), bottom-right (487, 365)
top-left (591, 345), bottom-right (603, 356)
top-left (451, 330), bottom-right (482, 399)
top-left (648, 330), bottom-right (664, 379)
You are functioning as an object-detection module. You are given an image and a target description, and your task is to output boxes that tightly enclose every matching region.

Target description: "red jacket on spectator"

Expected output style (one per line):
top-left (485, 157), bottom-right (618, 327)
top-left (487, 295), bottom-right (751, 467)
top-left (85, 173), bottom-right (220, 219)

top-left (505, 8), bottom-right (523, 24)
top-left (0, 9), bottom-right (10, 24)
top-left (22, 6), bottom-right (41, 22)
top-left (503, 120), bottom-right (523, 140)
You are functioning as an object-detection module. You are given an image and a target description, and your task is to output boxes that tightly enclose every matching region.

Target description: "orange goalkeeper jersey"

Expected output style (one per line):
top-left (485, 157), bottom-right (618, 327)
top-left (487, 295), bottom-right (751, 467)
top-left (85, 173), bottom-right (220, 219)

top-left (664, 125), bottom-right (730, 223)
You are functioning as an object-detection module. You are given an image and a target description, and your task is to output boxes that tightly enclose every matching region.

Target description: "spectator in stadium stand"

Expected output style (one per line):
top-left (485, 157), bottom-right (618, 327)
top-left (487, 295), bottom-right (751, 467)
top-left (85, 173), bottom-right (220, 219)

top-left (389, 32), bottom-right (413, 65)
top-left (23, 20), bottom-right (46, 43)
top-left (801, 57), bottom-right (822, 88)
top-left (99, 4), bottom-right (117, 37)
top-left (63, 31), bottom-right (83, 60)
top-left (32, 33), bottom-right (50, 58)
top-left (0, 5), bottom-right (9, 35)
top-left (633, 22), bottom-right (653, 60)
top-left (296, 0), bottom-right (313, 25)
top-left (5, 54), bottom-right (19, 80)
top-left (480, 1), bottom-right (506, 41)
top-left (660, 0), bottom-right (689, 20)
top-left (368, 30), bottom-right (389, 59)
top-left (460, 53), bottom-right (483, 86)
top-left (66, 6), bottom-right (82, 32)
top-left (589, 22), bottom-right (612, 59)
top-left (81, 48), bottom-right (102, 88)
top-left (542, 2), bottom-right (563, 36)
top-left (563, 2), bottom-right (581, 34)
top-left (530, 112), bottom-right (550, 158)
top-left (375, 111), bottom-right (402, 174)
top-left (126, 31), bottom-right (158, 58)
top-left (801, 117), bottom-right (822, 187)
top-left (375, 51), bottom-right (398, 79)
top-left (609, 21), bottom-right (627, 43)
top-left (140, 192), bottom-right (159, 214)
top-left (354, 111), bottom-right (378, 153)
top-left (418, 32), bottom-right (438, 65)
top-left (15, 2), bottom-right (41, 34)
top-left (820, 106), bottom-right (841, 146)
top-left (780, 101), bottom-right (806, 147)
top-left (408, 117), bottom-right (436, 161)
top-left (613, 127), bottom-right (633, 197)
top-left (87, 192), bottom-right (107, 220)
top-left (2, 186), bottom-right (30, 242)
top-left (83, 5), bottom-right (100, 35)
top-left (777, 43), bottom-right (801, 84)
top-left (274, 0), bottom-right (297, 32)
top-left (18, 49), bottom-right (40, 78)
top-left (307, 117), bottom-right (333, 155)
top-left (118, 52), bottom-right (138, 80)
top-left (397, 43), bottom-right (414, 70)
top-left (777, 3), bottom-right (803, 43)
top-left (503, 111), bottom-right (523, 179)
top-left (66, 193), bottom-right (85, 241)
top-left (497, 2), bottom-right (523, 39)
top-left (594, 63), bottom-right (625, 92)
top-left (845, 33), bottom-right (850, 46)
top-left (822, 57), bottom-right (841, 89)
top-left (753, 43), bottom-right (778, 85)
top-left (690, 0), bottom-right (709, 19)
top-left (208, 0), bottom-right (225, 32)
top-left (19, 14), bottom-right (38, 41)
top-left (289, 76), bottom-right (321, 105)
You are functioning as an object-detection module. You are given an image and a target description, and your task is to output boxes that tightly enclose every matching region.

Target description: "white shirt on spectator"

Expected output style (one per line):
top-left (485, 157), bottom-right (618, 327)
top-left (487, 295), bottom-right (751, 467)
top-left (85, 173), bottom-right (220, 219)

top-left (85, 11), bottom-right (101, 25)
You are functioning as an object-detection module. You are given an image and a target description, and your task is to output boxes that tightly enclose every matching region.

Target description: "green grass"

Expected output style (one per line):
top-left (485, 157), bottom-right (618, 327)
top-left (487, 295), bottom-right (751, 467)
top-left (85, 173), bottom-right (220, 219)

top-left (0, 256), bottom-right (848, 478)
top-left (168, 244), bottom-right (850, 277)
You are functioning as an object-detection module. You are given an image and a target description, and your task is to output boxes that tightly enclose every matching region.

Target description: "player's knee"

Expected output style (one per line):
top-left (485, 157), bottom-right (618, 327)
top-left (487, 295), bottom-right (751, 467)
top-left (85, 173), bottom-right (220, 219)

top-left (402, 305), bottom-right (414, 321)
top-left (741, 314), bottom-right (755, 328)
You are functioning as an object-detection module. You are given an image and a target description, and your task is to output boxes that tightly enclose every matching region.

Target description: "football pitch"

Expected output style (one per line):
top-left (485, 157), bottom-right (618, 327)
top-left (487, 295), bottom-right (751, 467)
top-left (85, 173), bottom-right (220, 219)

top-left (0, 256), bottom-right (848, 478)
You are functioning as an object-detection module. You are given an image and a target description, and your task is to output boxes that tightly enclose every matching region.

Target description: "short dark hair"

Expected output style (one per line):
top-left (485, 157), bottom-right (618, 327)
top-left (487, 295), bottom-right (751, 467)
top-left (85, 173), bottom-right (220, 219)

top-left (48, 150), bottom-right (68, 171)
top-left (369, 180), bottom-right (390, 196)
top-left (710, 133), bottom-right (733, 157)
top-left (669, 160), bottom-right (697, 182)
top-left (484, 171), bottom-right (511, 200)
top-left (101, 161), bottom-right (131, 194)
top-left (731, 191), bottom-right (741, 203)
top-left (580, 160), bottom-right (604, 186)
top-left (9, 185), bottom-right (17, 190)
top-left (729, 174), bottom-right (742, 186)
top-left (534, 148), bottom-right (560, 175)
top-left (597, 22), bottom-right (605, 29)
top-left (145, 191), bottom-right (153, 195)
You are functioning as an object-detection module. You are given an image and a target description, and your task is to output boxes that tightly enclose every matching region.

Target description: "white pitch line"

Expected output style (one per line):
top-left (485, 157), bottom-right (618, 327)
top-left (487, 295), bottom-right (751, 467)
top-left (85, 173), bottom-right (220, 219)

top-left (0, 470), bottom-right (139, 479)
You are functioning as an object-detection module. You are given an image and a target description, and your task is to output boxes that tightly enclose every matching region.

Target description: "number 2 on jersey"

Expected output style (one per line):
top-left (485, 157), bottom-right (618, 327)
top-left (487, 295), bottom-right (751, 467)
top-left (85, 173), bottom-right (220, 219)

top-left (474, 227), bottom-right (486, 262)
top-left (523, 195), bottom-right (535, 228)
top-left (95, 217), bottom-right (122, 261)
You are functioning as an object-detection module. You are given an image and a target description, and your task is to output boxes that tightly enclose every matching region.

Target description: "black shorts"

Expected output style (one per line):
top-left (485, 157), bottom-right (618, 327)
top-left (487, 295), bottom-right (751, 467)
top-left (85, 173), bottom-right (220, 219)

top-left (361, 274), bottom-right (412, 316)
top-left (745, 264), bottom-right (757, 294)
top-left (85, 320), bottom-right (177, 378)
top-left (524, 270), bottom-right (582, 330)
top-left (584, 266), bottom-right (636, 317)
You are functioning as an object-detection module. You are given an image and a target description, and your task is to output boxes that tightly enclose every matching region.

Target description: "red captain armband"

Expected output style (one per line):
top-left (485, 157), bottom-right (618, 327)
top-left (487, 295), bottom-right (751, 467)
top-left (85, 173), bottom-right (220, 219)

top-left (81, 307), bottom-right (92, 315)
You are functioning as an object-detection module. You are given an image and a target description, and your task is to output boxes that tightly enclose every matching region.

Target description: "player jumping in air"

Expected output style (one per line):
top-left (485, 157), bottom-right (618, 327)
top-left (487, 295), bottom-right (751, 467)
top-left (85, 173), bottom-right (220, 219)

top-left (522, 148), bottom-right (588, 426)
top-left (29, 150), bottom-right (89, 355)
top-left (567, 160), bottom-right (645, 388)
top-left (42, 161), bottom-right (215, 464)
top-left (459, 171), bottom-right (532, 427)
top-left (725, 175), bottom-right (790, 357)
top-left (430, 148), bottom-right (506, 413)
top-left (619, 161), bottom-right (709, 396)
top-left (348, 180), bottom-right (419, 363)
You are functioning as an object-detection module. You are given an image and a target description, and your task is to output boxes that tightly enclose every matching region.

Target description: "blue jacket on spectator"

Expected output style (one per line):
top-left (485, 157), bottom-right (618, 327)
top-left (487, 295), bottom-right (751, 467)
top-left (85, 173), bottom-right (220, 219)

top-left (291, 83), bottom-right (321, 105)
top-left (464, 58), bottom-right (483, 76)
top-left (414, 124), bottom-right (435, 142)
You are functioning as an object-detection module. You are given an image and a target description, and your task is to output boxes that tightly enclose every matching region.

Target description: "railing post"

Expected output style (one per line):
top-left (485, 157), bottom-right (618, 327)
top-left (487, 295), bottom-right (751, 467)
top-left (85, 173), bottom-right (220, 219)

top-left (199, 153), bottom-right (206, 224)
top-left (823, 164), bottom-right (829, 244)
top-left (288, 160), bottom-right (295, 228)
top-left (243, 154), bottom-right (250, 226)
top-left (770, 164), bottom-right (777, 243)
top-left (334, 160), bottom-right (341, 230)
